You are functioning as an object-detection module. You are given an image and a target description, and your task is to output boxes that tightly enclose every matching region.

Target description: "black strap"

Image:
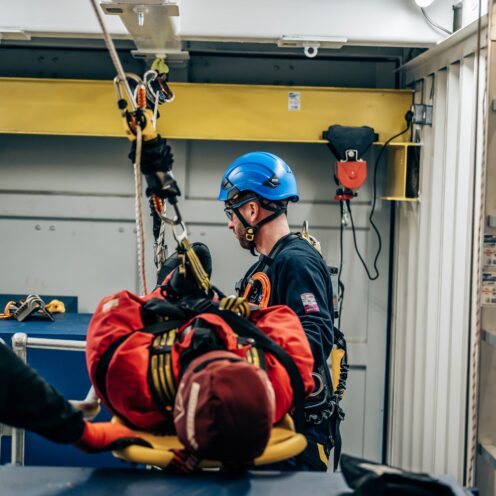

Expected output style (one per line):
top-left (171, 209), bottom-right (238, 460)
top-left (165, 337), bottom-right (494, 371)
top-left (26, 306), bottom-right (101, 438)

top-left (140, 320), bottom-right (183, 335)
top-left (94, 332), bottom-right (134, 419)
top-left (252, 207), bottom-right (287, 231)
top-left (331, 406), bottom-right (345, 471)
top-left (231, 201), bottom-right (288, 246)
top-left (93, 320), bottom-right (180, 419)
top-left (259, 233), bottom-right (298, 272)
top-left (165, 274), bottom-right (307, 433)
top-left (242, 233), bottom-right (298, 292)
top-left (193, 356), bottom-right (243, 373)
top-left (176, 298), bottom-right (307, 434)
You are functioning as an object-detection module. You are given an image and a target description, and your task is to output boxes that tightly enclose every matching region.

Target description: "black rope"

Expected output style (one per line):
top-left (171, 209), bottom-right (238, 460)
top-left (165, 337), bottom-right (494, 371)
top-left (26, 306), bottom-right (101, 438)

top-left (347, 199), bottom-right (379, 281)
top-left (338, 201), bottom-right (345, 329)
top-left (344, 119), bottom-right (412, 282)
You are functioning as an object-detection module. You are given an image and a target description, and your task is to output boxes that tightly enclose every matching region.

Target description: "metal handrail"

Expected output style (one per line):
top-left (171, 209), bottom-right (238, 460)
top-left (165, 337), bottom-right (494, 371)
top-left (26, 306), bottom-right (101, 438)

top-left (10, 333), bottom-right (88, 466)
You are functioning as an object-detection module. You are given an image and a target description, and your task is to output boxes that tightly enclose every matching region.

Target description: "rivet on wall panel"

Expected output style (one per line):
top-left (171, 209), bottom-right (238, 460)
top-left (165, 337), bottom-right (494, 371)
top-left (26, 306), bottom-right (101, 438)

top-left (49, 225), bottom-right (55, 231)
top-left (35, 225), bottom-right (41, 231)
top-left (119, 227), bottom-right (125, 233)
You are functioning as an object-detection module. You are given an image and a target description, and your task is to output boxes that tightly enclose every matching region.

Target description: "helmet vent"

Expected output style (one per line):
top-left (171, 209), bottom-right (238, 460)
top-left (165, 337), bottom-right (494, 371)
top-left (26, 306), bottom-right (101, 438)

top-left (263, 176), bottom-right (280, 188)
top-left (222, 178), bottom-right (233, 189)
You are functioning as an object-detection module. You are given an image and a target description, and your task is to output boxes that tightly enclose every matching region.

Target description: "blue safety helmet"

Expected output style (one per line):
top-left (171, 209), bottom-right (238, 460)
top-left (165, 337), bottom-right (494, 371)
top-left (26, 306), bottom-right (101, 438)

top-left (217, 152), bottom-right (299, 203)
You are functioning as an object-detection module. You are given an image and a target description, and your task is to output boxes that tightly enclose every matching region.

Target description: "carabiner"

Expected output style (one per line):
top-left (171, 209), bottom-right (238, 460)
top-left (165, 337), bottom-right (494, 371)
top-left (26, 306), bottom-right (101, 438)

top-left (113, 73), bottom-right (143, 114)
top-left (159, 209), bottom-right (188, 244)
top-left (144, 69), bottom-right (175, 105)
top-left (171, 221), bottom-right (188, 243)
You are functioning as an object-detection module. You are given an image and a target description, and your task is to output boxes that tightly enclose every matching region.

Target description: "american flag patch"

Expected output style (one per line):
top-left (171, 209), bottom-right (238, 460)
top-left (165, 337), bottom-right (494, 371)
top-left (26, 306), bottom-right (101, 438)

top-left (301, 293), bottom-right (319, 313)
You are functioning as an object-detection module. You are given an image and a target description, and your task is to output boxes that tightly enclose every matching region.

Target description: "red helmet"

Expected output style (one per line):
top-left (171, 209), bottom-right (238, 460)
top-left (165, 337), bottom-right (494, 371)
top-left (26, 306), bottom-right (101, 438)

top-left (173, 350), bottom-right (275, 463)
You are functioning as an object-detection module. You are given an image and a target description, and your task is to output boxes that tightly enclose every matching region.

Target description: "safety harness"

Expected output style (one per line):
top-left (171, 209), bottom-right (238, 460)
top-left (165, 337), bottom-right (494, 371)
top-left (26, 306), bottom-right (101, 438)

top-left (241, 230), bottom-right (349, 469)
top-left (93, 277), bottom-right (307, 437)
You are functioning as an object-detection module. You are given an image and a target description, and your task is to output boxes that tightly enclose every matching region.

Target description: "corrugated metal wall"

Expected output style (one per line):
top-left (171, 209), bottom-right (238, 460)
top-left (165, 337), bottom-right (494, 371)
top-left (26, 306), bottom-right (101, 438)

top-left (389, 22), bottom-right (487, 482)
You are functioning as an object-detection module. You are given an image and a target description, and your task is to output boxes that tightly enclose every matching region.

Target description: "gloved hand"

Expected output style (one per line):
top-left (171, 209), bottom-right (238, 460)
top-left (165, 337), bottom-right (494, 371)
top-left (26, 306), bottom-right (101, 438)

top-left (129, 135), bottom-right (174, 173)
top-left (75, 420), bottom-right (152, 453)
top-left (129, 136), bottom-right (179, 199)
top-left (147, 171), bottom-right (181, 200)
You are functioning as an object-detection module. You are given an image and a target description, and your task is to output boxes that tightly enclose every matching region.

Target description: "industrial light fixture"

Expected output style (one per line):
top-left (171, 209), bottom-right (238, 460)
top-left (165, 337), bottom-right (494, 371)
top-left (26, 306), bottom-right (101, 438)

top-left (414, 0), bottom-right (435, 6)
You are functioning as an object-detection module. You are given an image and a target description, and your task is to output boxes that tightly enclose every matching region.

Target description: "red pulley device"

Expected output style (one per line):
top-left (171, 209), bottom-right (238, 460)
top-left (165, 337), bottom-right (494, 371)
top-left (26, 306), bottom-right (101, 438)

top-left (323, 126), bottom-right (378, 201)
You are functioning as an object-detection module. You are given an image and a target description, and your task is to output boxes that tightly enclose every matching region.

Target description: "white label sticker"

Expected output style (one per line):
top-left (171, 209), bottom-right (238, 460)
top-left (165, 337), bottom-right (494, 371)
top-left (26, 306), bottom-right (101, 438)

top-left (102, 298), bottom-right (119, 313)
top-left (288, 91), bottom-right (301, 111)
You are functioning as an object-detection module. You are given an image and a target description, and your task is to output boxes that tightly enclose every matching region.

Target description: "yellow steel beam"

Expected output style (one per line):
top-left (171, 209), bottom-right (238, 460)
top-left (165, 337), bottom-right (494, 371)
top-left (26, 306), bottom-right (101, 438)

top-left (382, 143), bottom-right (421, 201)
top-left (0, 78), bottom-right (413, 143)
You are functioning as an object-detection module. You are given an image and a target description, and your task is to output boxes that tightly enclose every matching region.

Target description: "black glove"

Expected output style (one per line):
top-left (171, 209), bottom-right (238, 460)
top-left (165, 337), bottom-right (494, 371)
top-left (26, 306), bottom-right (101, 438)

top-left (129, 136), bottom-right (180, 199)
top-left (146, 171), bottom-right (181, 199)
top-left (129, 135), bottom-right (174, 173)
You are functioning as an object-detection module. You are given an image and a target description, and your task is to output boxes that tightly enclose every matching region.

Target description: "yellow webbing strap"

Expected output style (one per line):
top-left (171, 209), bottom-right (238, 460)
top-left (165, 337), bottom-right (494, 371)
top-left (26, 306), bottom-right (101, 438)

top-left (330, 347), bottom-right (346, 397)
top-left (179, 239), bottom-right (212, 293)
top-left (246, 347), bottom-right (261, 369)
top-left (150, 329), bottom-right (177, 410)
top-left (219, 296), bottom-right (251, 318)
top-left (151, 58), bottom-right (169, 75)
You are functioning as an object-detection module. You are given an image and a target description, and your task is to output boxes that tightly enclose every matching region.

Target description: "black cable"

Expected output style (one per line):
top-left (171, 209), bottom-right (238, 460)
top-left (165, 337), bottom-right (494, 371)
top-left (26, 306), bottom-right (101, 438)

top-left (420, 7), bottom-right (452, 36)
top-left (337, 201), bottom-right (345, 330)
top-left (346, 116), bottom-right (413, 281)
top-left (346, 199), bottom-right (379, 280)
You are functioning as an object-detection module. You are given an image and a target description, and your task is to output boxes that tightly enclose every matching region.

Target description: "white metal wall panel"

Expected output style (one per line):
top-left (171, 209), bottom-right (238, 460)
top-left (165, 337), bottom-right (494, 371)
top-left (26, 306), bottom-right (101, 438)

top-left (0, 133), bottom-right (391, 461)
top-left (0, 0), bottom-right (450, 46)
top-left (390, 26), bottom-right (485, 481)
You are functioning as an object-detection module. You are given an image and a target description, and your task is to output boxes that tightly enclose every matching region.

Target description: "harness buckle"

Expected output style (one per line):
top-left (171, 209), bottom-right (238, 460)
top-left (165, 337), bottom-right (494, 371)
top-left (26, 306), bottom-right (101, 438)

top-left (245, 228), bottom-right (255, 242)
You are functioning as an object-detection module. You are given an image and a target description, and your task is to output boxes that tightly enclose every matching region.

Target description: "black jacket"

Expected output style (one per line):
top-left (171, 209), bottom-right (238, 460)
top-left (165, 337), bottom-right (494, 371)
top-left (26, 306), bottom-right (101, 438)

top-left (239, 234), bottom-right (334, 380)
top-left (0, 343), bottom-right (84, 444)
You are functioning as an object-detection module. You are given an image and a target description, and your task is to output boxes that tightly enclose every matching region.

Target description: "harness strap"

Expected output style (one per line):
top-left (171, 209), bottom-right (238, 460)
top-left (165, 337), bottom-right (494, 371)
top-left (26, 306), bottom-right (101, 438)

top-left (93, 320), bottom-right (179, 421)
top-left (241, 233), bottom-right (298, 305)
top-left (149, 329), bottom-right (177, 411)
top-left (231, 202), bottom-right (287, 244)
top-left (240, 231), bottom-right (349, 471)
top-left (331, 408), bottom-right (344, 471)
top-left (94, 332), bottom-right (134, 421)
top-left (219, 296), bottom-right (251, 318)
top-left (178, 238), bottom-right (212, 294)
top-left (164, 275), bottom-right (307, 432)
top-left (179, 300), bottom-right (307, 434)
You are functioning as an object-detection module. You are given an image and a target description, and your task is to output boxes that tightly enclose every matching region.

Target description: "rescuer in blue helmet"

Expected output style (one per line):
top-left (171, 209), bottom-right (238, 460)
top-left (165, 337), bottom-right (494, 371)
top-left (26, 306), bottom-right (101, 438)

top-left (218, 152), bottom-right (299, 254)
top-left (218, 152), bottom-right (338, 472)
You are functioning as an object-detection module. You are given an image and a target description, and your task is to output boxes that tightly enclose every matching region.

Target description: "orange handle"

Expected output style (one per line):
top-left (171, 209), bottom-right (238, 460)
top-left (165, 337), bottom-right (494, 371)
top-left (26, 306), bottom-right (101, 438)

top-left (243, 272), bottom-right (271, 308)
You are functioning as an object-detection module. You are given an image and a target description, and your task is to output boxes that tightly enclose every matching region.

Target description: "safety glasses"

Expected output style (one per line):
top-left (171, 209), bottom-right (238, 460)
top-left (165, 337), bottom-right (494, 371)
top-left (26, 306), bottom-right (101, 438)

top-left (224, 196), bottom-right (258, 221)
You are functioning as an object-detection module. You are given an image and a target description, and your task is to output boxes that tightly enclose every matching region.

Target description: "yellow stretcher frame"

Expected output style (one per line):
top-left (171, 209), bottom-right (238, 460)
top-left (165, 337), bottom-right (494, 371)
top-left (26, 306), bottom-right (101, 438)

top-left (0, 77), bottom-right (419, 200)
top-left (112, 414), bottom-right (307, 469)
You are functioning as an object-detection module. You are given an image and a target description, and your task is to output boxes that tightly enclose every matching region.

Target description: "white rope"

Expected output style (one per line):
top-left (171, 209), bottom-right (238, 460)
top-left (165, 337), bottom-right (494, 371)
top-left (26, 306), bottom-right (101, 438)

top-left (466, 5), bottom-right (487, 486)
top-left (134, 126), bottom-right (148, 296)
top-left (89, 0), bottom-right (148, 295)
top-left (89, 0), bottom-right (136, 110)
